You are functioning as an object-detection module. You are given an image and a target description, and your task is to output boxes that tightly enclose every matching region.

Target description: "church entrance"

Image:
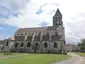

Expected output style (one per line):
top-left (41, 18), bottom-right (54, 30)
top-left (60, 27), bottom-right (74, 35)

top-left (34, 42), bottom-right (39, 52)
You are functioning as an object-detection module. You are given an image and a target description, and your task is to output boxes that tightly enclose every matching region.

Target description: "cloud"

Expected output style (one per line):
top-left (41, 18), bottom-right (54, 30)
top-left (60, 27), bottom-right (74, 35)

top-left (64, 13), bottom-right (85, 44)
top-left (0, 5), bottom-right (20, 19)
top-left (0, 0), bottom-right (58, 28)
top-left (0, 0), bottom-right (30, 10)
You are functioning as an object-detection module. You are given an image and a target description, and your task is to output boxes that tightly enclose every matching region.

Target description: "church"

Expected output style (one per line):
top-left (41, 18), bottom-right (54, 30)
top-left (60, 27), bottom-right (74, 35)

top-left (3, 8), bottom-right (66, 53)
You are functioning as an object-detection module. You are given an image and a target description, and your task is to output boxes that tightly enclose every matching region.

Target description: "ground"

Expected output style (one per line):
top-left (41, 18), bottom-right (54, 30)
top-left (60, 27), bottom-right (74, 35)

top-left (53, 52), bottom-right (85, 64)
top-left (0, 53), bottom-right (70, 64)
top-left (1, 52), bottom-right (85, 64)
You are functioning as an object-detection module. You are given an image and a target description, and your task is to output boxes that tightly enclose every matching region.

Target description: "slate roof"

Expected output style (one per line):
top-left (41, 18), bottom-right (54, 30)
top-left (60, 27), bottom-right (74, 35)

top-left (26, 36), bottom-right (32, 41)
top-left (16, 26), bottom-right (56, 33)
top-left (54, 8), bottom-right (62, 16)
top-left (14, 36), bottom-right (25, 41)
top-left (15, 26), bottom-right (58, 36)
top-left (14, 26), bottom-right (60, 41)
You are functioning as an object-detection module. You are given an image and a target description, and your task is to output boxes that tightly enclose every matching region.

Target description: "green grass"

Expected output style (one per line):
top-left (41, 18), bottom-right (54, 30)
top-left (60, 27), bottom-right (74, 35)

top-left (0, 53), bottom-right (71, 64)
top-left (75, 52), bottom-right (85, 57)
top-left (0, 53), bottom-right (24, 57)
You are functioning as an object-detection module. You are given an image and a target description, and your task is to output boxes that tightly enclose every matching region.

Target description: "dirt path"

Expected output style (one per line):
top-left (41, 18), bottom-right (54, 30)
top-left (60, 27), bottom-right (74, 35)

top-left (81, 57), bottom-right (85, 64)
top-left (53, 53), bottom-right (84, 64)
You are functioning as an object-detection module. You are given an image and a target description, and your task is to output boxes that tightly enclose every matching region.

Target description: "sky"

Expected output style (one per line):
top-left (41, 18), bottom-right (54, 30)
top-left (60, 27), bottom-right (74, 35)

top-left (0, 0), bottom-right (85, 44)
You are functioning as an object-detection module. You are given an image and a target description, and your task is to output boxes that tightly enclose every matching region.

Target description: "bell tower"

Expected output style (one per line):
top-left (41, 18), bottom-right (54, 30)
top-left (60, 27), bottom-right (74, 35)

top-left (53, 8), bottom-right (62, 28)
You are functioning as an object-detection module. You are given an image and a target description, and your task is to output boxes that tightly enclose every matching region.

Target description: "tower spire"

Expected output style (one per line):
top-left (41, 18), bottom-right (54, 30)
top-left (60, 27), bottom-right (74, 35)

top-left (54, 4), bottom-right (62, 16)
top-left (55, 8), bottom-right (62, 16)
top-left (53, 7), bottom-right (62, 27)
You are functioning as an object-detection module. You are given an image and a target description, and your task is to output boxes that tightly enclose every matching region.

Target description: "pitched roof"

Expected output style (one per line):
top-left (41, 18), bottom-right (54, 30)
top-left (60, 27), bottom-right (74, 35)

top-left (16, 26), bottom-right (56, 33)
top-left (26, 36), bottom-right (32, 41)
top-left (15, 26), bottom-right (59, 37)
top-left (14, 36), bottom-right (25, 41)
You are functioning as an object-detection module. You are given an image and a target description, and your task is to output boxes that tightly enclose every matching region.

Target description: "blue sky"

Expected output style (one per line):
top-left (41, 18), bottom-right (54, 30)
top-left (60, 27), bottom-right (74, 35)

top-left (0, 0), bottom-right (85, 44)
top-left (0, 23), bottom-right (17, 39)
top-left (0, 4), bottom-right (20, 39)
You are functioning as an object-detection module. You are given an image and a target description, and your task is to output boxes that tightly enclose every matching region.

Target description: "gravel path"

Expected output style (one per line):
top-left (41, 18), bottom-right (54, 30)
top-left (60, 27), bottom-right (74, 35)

top-left (53, 53), bottom-right (84, 64)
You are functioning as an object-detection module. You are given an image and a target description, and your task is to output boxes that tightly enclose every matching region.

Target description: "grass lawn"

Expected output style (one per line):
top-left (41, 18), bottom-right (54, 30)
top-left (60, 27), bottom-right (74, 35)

top-left (0, 53), bottom-right (71, 64)
top-left (0, 53), bottom-right (24, 57)
top-left (75, 52), bottom-right (85, 57)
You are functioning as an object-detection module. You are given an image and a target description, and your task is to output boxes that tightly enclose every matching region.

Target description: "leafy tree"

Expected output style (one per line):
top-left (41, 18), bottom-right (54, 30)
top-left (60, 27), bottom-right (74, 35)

top-left (78, 38), bottom-right (85, 50)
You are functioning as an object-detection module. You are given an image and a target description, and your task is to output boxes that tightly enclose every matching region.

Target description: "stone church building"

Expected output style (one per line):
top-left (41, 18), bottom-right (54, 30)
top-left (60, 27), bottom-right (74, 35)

top-left (3, 9), bottom-right (66, 53)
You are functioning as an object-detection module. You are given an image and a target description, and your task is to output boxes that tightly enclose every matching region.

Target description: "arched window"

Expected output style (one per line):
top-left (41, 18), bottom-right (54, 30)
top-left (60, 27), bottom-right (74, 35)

top-left (36, 42), bottom-right (38, 47)
top-left (54, 42), bottom-right (57, 48)
top-left (6, 41), bottom-right (9, 46)
top-left (15, 43), bottom-right (18, 47)
top-left (27, 42), bottom-right (31, 47)
top-left (20, 42), bottom-right (24, 47)
top-left (44, 42), bottom-right (48, 48)
top-left (1, 47), bottom-right (3, 51)
top-left (21, 33), bottom-right (23, 35)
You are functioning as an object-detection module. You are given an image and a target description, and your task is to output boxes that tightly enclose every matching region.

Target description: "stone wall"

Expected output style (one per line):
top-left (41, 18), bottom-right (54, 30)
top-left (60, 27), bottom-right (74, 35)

top-left (0, 41), bottom-right (4, 52)
top-left (4, 40), bottom-right (63, 53)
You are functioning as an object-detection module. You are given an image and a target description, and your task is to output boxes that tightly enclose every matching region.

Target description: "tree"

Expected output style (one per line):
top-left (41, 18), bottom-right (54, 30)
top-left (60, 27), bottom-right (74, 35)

top-left (78, 38), bottom-right (85, 50)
